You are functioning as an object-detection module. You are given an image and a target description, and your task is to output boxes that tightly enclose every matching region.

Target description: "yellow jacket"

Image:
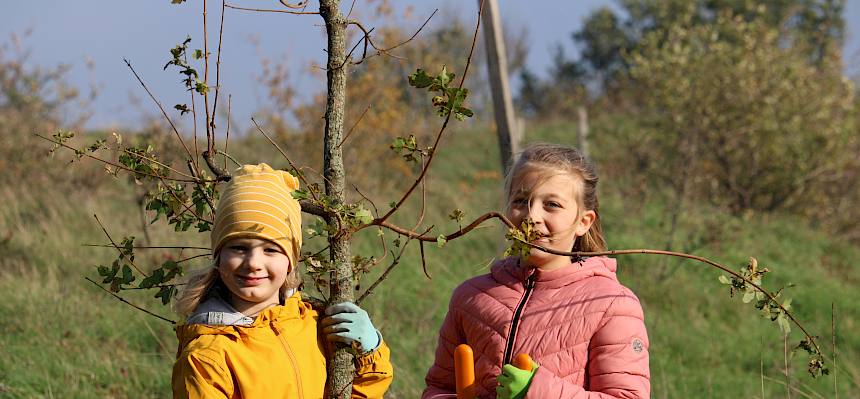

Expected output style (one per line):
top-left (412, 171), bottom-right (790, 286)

top-left (172, 292), bottom-right (393, 398)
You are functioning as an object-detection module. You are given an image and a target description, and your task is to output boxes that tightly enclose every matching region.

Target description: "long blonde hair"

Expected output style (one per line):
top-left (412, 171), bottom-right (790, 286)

top-left (173, 254), bottom-right (302, 318)
top-left (504, 143), bottom-right (607, 252)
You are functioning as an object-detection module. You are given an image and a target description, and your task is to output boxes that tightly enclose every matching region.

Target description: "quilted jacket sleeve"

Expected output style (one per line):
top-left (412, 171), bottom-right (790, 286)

top-left (352, 339), bottom-right (395, 399)
top-left (172, 349), bottom-right (233, 399)
top-left (422, 298), bottom-right (462, 399)
top-left (526, 287), bottom-right (650, 399)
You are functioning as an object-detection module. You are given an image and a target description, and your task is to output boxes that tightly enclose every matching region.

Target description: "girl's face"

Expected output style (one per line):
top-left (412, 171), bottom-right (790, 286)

top-left (507, 169), bottom-right (596, 271)
top-left (218, 237), bottom-right (291, 316)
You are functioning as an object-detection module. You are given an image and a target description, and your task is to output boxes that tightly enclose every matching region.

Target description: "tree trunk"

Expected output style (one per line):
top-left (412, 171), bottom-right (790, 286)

top-left (319, 1), bottom-right (355, 398)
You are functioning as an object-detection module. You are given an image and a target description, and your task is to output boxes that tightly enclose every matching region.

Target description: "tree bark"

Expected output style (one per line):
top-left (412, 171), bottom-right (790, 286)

top-left (319, 1), bottom-right (355, 398)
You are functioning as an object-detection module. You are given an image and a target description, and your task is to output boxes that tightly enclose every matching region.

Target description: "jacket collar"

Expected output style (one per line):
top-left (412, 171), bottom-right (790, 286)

top-left (175, 291), bottom-right (310, 346)
top-left (492, 256), bottom-right (618, 290)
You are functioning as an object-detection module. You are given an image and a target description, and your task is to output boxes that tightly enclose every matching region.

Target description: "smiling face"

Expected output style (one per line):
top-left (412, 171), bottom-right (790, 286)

top-left (507, 167), bottom-right (596, 271)
top-left (217, 237), bottom-right (292, 316)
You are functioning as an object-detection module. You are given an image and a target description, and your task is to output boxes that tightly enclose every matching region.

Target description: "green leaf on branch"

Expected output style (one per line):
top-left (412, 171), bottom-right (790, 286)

top-left (175, 103), bottom-right (190, 115)
top-left (436, 235), bottom-right (447, 248)
top-left (409, 65), bottom-right (473, 121)
top-left (408, 69), bottom-right (434, 88)
top-left (354, 207), bottom-right (373, 225)
top-left (194, 80), bottom-right (209, 95)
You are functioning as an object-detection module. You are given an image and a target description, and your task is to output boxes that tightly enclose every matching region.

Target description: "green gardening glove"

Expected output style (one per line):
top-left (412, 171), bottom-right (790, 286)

top-left (495, 361), bottom-right (538, 399)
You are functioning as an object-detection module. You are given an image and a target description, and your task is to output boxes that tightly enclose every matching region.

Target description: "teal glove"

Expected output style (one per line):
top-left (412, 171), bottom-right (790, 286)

top-left (321, 302), bottom-right (381, 354)
top-left (496, 361), bottom-right (538, 399)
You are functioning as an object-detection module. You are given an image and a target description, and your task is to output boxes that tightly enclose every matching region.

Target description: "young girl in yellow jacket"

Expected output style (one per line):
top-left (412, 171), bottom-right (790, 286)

top-left (171, 164), bottom-right (393, 398)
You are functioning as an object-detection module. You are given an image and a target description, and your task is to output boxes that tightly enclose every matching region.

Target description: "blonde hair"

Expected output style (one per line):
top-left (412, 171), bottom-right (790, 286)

top-left (504, 143), bottom-right (607, 252)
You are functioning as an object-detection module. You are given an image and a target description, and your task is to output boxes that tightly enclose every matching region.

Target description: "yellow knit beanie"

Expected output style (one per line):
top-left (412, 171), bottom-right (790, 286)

top-left (211, 164), bottom-right (302, 269)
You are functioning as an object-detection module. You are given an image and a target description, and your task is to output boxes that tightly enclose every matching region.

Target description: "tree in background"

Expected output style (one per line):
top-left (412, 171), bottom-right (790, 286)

top-left (626, 6), bottom-right (854, 213)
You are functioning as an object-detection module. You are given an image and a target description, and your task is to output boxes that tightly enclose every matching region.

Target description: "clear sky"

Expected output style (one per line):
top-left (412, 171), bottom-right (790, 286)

top-left (3, 0), bottom-right (859, 131)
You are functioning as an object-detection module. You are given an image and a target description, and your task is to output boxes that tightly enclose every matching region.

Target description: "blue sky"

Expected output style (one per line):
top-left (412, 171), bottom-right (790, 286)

top-left (3, 0), bottom-right (859, 131)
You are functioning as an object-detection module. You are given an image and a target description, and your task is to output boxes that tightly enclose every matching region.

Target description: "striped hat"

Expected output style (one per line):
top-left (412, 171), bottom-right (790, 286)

top-left (211, 164), bottom-right (302, 268)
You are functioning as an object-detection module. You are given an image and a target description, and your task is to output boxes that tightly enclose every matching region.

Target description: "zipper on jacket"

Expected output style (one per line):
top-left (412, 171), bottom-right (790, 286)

top-left (276, 328), bottom-right (305, 399)
top-left (503, 273), bottom-right (537, 365)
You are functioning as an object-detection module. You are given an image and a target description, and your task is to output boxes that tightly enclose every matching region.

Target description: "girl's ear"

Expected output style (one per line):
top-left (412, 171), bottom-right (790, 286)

top-left (575, 210), bottom-right (597, 237)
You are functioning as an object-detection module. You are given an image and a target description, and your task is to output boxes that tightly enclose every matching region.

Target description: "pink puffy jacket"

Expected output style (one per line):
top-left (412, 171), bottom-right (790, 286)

top-left (423, 256), bottom-right (649, 398)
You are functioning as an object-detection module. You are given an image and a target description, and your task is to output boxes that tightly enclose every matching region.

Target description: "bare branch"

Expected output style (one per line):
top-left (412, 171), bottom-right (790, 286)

top-left (349, 9), bottom-right (438, 65)
top-left (376, 3), bottom-right (482, 224)
top-left (210, 0), bottom-right (228, 143)
top-left (84, 244), bottom-right (211, 250)
top-left (279, 0), bottom-right (309, 9)
top-left (224, 94), bottom-right (232, 170)
top-left (123, 59), bottom-right (198, 172)
top-left (225, 3), bottom-right (319, 14)
top-left (372, 211), bottom-right (514, 243)
top-left (85, 277), bottom-right (176, 324)
top-left (251, 117), bottom-right (319, 199)
top-left (356, 226), bottom-right (431, 304)
top-left (93, 214), bottom-right (149, 277)
top-left (336, 104), bottom-right (371, 148)
top-left (511, 239), bottom-right (825, 358)
top-left (36, 134), bottom-right (199, 183)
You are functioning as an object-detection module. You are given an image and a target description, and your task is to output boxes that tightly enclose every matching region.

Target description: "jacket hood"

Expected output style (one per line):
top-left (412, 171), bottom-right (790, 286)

top-left (175, 291), bottom-right (311, 350)
top-left (491, 256), bottom-right (618, 290)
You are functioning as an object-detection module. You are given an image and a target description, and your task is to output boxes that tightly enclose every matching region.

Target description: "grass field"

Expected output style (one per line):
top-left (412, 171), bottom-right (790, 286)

top-left (1, 123), bottom-right (857, 398)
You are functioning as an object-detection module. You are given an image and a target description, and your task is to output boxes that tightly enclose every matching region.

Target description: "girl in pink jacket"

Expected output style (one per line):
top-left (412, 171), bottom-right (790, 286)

top-left (423, 144), bottom-right (650, 398)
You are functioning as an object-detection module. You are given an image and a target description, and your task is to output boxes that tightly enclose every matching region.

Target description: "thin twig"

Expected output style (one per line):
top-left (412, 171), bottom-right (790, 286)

top-left (349, 9), bottom-right (438, 65)
top-left (371, 211), bottom-right (514, 243)
top-left (224, 3), bottom-right (318, 14)
top-left (123, 59), bottom-right (197, 172)
top-left (156, 175), bottom-right (210, 223)
top-left (412, 157), bottom-right (428, 230)
top-left (511, 239), bottom-right (826, 359)
top-left (376, 3), bottom-right (482, 224)
top-left (93, 214), bottom-right (149, 277)
top-left (279, 0), bottom-right (308, 9)
top-left (355, 226), bottom-right (431, 304)
top-left (251, 117), bottom-right (318, 199)
top-left (211, 0), bottom-right (227, 139)
top-left (419, 240), bottom-right (431, 279)
top-left (186, 52), bottom-right (200, 171)
top-left (115, 144), bottom-right (196, 180)
top-left (224, 94), bottom-right (232, 170)
top-left (203, 0), bottom-right (212, 152)
top-left (85, 277), bottom-right (175, 324)
top-left (337, 104), bottom-right (371, 148)
top-left (218, 149), bottom-right (242, 167)
top-left (345, 0), bottom-right (357, 19)
top-left (84, 244), bottom-right (211, 250)
top-left (36, 135), bottom-right (199, 183)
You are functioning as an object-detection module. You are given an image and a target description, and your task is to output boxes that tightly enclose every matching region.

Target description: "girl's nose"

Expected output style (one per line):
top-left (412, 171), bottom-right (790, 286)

top-left (527, 205), bottom-right (543, 224)
top-left (244, 249), bottom-right (265, 270)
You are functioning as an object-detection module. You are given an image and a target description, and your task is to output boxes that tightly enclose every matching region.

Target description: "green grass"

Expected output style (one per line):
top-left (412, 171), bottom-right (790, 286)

top-left (1, 123), bottom-right (857, 398)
